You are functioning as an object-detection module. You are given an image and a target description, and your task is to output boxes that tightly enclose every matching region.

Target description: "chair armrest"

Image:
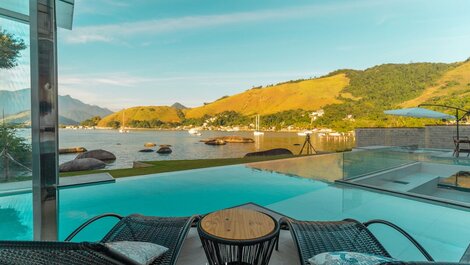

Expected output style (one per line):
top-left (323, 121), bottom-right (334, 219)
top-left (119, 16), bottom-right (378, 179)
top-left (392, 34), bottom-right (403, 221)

top-left (364, 219), bottom-right (433, 261)
top-left (65, 213), bottom-right (123, 242)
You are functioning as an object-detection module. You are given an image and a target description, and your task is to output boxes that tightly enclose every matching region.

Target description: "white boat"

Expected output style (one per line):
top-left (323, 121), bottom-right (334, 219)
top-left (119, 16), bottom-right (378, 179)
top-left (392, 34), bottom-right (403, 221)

top-left (297, 130), bottom-right (313, 136)
top-left (188, 128), bottom-right (202, 136)
top-left (253, 114), bottom-right (264, 136)
top-left (119, 111), bottom-right (129, 133)
top-left (329, 132), bottom-right (342, 137)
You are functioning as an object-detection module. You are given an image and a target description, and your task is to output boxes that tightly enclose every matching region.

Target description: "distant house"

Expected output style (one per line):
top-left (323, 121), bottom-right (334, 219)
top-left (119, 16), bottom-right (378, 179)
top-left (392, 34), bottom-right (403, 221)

top-left (310, 109), bottom-right (325, 121)
top-left (344, 114), bottom-right (355, 121)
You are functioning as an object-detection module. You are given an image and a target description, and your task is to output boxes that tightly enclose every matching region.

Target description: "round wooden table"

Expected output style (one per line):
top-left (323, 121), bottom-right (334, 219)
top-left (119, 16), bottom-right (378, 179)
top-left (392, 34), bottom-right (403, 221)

top-left (198, 208), bottom-right (280, 265)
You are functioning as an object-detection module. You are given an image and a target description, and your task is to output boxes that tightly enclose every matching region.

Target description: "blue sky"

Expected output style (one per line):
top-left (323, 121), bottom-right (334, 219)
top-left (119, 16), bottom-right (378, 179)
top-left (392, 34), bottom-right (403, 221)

top-left (3, 0), bottom-right (470, 110)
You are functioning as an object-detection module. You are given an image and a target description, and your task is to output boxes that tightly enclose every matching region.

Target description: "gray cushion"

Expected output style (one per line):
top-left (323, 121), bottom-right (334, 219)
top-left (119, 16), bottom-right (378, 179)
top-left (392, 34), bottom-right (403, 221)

top-left (309, 251), bottom-right (396, 265)
top-left (105, 241), bottom-right (168, 265)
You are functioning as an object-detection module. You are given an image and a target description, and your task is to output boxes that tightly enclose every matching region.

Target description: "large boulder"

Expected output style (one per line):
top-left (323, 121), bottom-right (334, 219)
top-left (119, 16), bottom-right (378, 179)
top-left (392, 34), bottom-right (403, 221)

top-left (59, 158), bottom-right (106, 172)
top-left (205, 139), bottom-right (227, 145)
top-left (76, 149), bottom-right (116, 161)
top-left (157, 146), bottom-right (172, 154)
top-left (201, 136), bottom-right (254, 143)
top-left (244, 148), bottom-right (293, 157)
top-left (218, 136), bottom-right (254, 143)
top-left (59, 147), bottom-right (87, 154)
top-left (139, 149), bottom-right (154, 153)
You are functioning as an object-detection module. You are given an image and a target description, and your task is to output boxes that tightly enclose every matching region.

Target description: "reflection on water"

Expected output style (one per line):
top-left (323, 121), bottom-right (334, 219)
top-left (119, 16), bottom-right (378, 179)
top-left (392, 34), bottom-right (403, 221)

top-left (16, 129), bottom-right (355, 170)
top-left (0, 208), bottom-right (29, 239)
top-left (248, 153), bottom-right (344, 182)
top-left (57, 130), bottom-right (354, 169)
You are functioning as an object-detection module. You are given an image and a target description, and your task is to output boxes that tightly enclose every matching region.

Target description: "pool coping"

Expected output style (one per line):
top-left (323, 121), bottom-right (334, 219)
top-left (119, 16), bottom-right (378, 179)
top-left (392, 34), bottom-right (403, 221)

top-left (0, 173), bottom-right (115, 196)
top-left (336, 179), bottom-right (470, 211)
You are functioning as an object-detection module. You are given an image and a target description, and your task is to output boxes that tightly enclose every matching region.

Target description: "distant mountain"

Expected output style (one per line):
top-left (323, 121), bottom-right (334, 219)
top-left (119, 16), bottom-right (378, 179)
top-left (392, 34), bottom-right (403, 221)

top-left (58, 94), bottom-right (113, 123)
top-left (0, 88), bottom-right (113, 125)
top-left (171, 102), bottom-right (188, 110)
top-left (1, 110), bottom-right (79, 125)
top-left (0, 89), bottom-right (30, 116)
top-left (97, 106), bottom-right (182, 127)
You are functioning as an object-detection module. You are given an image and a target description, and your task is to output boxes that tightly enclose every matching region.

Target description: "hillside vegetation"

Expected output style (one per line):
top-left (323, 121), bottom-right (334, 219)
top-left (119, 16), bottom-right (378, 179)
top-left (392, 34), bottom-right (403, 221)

top-left (97, 106), bottom-right (182, 128)
top-left (401, 60), bottom-right (470, 110)
top-left (184, 74), bottom-right (350, 118)
top-left (98, 59), bottom-right (470, 131)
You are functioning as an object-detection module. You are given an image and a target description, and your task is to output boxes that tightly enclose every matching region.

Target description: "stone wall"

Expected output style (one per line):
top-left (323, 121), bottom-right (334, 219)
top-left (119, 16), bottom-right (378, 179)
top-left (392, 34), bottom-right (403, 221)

top-left (355, 128), bottom-right (425, 148)
top-left (355, 125), bottom-right (470, 149)
top-left (424, 125), bottom-right (470, 149)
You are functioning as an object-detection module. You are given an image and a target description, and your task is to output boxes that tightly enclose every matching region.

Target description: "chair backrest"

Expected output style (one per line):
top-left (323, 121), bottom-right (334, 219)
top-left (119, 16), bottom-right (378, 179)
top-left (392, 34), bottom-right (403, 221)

top-left (101, 214), bottom-right (197, 265)
top-left (0, 241), bottom-right (135, 265)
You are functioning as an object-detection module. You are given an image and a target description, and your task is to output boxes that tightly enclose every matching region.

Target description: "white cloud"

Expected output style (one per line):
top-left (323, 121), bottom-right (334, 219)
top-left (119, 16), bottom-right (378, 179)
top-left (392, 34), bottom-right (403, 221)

top-left (63, 0), bottom-right (383, 44)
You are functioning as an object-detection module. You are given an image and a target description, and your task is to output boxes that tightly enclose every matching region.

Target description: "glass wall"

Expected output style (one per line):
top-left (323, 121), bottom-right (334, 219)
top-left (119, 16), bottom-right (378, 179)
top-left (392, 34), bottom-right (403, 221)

top-left (0, 1), bottom-right (33, 240)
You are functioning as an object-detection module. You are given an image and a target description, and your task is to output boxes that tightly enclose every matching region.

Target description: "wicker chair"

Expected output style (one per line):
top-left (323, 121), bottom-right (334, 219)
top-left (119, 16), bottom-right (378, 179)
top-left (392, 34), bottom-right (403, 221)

top-left (0, 213), bottom-right (199, 265)
top-left (279, 218), bottom-right (470, 265)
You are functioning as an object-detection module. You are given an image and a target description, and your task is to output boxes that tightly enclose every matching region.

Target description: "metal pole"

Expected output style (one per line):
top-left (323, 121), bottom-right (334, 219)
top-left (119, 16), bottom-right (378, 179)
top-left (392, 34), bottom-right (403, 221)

top-left (30, 0), bottom-right (59, 241)
top-left (456, 109), bottom-right (460, 141)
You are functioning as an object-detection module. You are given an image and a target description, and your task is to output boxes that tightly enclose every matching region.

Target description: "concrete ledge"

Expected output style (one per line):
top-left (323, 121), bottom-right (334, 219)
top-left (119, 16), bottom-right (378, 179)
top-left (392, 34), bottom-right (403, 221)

top-left (0, 173), bottom-right (115, 195)
top-left (59, 173), bottom-right (115, 188)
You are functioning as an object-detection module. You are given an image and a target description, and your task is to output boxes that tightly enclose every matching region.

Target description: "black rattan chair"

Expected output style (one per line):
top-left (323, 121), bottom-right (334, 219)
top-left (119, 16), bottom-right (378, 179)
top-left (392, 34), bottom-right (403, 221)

top-left (280, 218), bottom-right (440, 265)
top-left (0, 213), bottom-right (199, 265)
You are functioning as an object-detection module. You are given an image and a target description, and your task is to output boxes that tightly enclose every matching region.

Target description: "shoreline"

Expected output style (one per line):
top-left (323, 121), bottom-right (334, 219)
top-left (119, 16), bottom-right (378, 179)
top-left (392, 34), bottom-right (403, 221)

top-left (62, 126), bottom-right (355, 135)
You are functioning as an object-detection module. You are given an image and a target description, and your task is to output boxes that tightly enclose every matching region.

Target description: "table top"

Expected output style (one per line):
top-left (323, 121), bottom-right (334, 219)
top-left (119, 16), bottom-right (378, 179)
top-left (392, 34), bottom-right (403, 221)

top-left (200, 208), bottom-right (276, 240)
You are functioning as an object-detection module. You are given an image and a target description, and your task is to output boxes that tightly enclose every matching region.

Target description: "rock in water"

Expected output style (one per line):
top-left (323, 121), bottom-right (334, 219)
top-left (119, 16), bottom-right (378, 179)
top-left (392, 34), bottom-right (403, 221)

top-left (59, 158), bottom-right (106, 172)
top-left (244, 148), bottom-right (293, 157)
top-left (59, 147), bottom-right (87, 154)
top-left (201, 136), bottom-right (254, 143)
top-left (157, 146), bottom-right (172, 154)
top-left (144, 143), bottom-right (157, 147)
top-left (205, 139), bottom-right (227, 145)
top-left (76, 149), bottom-right (116, 161)
top-left (139, 149), bottom-right (154, 153)
top-left (218, 136), bottom-right (254, 143)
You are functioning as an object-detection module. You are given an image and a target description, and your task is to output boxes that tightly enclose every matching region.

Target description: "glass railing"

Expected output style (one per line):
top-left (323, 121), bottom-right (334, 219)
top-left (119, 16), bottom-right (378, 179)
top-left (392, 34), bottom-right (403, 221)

top-left (340, 146), bottom-right (470, 207)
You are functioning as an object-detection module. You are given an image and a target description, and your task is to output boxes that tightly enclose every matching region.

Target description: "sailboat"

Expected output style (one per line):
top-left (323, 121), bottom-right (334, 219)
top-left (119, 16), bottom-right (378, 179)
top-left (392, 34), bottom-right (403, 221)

top-left (253, 114), bottom-right (264, 136)
top-left (119, 111), bottom-right (129, 133)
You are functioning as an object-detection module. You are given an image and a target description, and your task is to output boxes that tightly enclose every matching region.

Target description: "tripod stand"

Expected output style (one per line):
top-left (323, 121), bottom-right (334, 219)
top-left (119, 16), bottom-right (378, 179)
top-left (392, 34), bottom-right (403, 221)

top-left (299, 134), bottom-right (316, 155)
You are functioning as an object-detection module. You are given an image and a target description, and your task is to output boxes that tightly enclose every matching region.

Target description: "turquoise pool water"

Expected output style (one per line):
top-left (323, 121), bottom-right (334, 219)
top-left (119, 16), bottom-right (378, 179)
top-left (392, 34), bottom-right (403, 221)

top-left (0, 164), bottom-right (469, 262)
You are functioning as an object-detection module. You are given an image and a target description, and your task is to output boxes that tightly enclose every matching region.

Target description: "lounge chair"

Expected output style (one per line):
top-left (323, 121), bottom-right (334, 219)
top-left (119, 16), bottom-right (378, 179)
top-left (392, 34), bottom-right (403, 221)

top-left (0, 213), bottom-right (199, 265)
top-left (280, 218), bottom-right (470, 265)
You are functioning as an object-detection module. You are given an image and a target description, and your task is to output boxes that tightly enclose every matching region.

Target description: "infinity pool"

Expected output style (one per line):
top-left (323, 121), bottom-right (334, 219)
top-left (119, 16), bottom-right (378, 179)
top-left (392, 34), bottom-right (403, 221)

top-left (0, 163), bottom-right (469, 262)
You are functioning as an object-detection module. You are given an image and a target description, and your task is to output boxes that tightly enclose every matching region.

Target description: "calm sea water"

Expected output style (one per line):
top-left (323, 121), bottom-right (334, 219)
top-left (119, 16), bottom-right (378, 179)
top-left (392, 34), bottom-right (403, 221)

top-left (20, 129), bottom-right (355, 169)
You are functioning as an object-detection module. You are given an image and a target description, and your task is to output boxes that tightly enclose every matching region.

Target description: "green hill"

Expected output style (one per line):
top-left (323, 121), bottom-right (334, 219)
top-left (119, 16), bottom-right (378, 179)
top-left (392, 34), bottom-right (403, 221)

top-left (184, 73), bottom-right (351, 118)
top-left (99, 59), bottom-right (470, 131)
top-left (97, 106), bottom-right (182, 128)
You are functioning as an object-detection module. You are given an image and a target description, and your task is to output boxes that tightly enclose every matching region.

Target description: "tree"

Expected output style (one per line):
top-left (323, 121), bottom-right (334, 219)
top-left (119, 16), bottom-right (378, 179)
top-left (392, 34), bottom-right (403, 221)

top-left (0, 124), bottom-right (32, 181)
top-left (0, 29), bottom-right (27, 69)
top-left (107, 120), bottom-right (121, 129)
top-left (80, 116), bottom-right (101, 127)
top-left (0, 30), bottom-right (30, 181)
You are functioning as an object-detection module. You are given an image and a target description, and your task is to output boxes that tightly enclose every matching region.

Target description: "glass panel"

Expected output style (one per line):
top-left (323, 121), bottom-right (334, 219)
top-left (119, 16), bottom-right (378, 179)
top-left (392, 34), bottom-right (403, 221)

top-left (0, 15), bottom-right (33, 240)
top-left (0, 0), bottom-right (29, 16)
top-left (342, 147), bottom-right (470, 206)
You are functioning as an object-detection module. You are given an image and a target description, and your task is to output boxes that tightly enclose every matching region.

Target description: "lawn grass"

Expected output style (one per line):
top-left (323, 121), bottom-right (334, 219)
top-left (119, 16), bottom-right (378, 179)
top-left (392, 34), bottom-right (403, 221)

top-left (60, 155), bottom-right (294, 179)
